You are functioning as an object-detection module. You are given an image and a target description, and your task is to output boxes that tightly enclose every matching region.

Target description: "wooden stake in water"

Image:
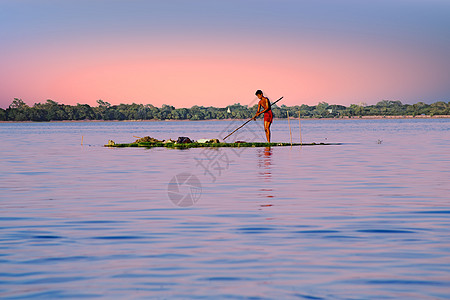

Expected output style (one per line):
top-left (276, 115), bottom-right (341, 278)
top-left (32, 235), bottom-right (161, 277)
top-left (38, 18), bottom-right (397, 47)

top-left (81, 135), bottom-right (83, 146)
top-left (287, 111), bottom-right (292, 147)
top-left (298, 110), bottom-right (302, 146)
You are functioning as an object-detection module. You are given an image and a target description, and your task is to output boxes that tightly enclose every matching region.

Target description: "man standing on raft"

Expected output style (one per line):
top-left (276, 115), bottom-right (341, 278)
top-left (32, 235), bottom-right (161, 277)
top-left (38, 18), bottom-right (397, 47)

top-left (253, 90), bottom-right (273, 143)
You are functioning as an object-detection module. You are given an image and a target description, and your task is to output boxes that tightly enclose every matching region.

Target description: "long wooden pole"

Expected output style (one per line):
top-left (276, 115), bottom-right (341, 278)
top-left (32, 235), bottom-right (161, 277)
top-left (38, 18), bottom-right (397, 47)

top-left (287, 111), bottom-right (292, 146)
top-left (299, 110), bottom-right (302, 146)
top-left (223, 96), bottom-right (283, 140)
top-left (222, 118), bottom-right (253, 140)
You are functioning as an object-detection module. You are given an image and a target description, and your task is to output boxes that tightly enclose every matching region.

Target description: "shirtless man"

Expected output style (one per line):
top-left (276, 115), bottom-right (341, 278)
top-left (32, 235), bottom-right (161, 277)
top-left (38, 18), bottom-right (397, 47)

top-left (253, 90), bottom-right (273, 143)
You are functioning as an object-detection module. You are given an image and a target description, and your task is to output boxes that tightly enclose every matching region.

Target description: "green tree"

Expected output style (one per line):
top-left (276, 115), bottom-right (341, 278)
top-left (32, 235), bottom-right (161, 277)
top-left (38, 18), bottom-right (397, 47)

top-left (314, 102), bottom-right (330, 118)
top-left (2, 98), bottom-right (448, 121)
top-left (9, 98), bottom-right (28, 109)
top-left (349, 104), bottom-right (364, 117)
top-left (189, 105), bottom-right (205, 120)
top-left (144, 104), bottom-right (159, 119)
top-left (96, 99), bottom-right (111, 107)
top-left (160, 104), bottom-right (175, 120)
top-left (75, 104), bottom-right (95, 120)
top-left (430, 101), bottom-right (448, 116)
top-left (0, 108), bottom-right (7, 121)
top-left (7, 98), bottom-right (30, 121)
top-left (39, 99), bottom-right (68, 120)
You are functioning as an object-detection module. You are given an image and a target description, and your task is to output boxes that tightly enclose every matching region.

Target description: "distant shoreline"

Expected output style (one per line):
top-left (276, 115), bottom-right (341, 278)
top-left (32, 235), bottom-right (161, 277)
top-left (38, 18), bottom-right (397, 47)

top-left (1, 115), bottom-right (449, 123)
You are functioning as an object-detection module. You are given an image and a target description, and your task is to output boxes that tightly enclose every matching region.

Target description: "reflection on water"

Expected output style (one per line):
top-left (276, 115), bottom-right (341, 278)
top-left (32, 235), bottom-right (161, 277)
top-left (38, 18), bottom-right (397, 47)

top-left (257, 147), bottom-right (274, 200)
top-left (0, 119), bottom-right (449, 299)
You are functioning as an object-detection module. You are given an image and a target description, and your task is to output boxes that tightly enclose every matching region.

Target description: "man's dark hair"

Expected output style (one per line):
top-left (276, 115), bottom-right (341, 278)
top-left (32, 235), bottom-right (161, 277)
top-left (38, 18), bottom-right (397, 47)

top-left (255, 90), bottom-right (263, 95)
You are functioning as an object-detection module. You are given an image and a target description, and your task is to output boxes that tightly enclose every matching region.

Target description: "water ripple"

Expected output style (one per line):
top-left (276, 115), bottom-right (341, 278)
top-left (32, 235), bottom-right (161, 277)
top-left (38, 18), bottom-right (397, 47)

top-left (0, 119), bottom-right (449, 299)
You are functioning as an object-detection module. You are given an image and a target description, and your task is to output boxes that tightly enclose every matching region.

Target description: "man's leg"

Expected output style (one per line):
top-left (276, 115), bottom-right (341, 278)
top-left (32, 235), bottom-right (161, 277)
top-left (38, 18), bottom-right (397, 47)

top-left (264, 121), bottom-right (271, 143)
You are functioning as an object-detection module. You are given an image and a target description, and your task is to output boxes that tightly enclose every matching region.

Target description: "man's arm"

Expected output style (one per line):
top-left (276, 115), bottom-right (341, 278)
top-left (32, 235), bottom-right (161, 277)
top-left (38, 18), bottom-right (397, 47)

top-left (253, 103), bottom-right (262, 120)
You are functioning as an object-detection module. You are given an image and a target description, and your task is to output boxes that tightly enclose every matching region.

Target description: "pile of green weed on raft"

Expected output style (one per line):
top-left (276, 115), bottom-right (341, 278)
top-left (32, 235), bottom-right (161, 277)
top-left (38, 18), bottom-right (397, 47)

top-left (105, 135), bottom-right (341, 148)
top-left (108, 136), bottom-right (218, 148)
top-left (106, 136), bottom-right (218, 148)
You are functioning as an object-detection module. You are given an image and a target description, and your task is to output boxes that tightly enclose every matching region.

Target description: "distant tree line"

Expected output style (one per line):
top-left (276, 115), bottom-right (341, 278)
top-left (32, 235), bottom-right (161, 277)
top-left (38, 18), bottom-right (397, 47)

top-left (1, 98), bottom-right (449, 122)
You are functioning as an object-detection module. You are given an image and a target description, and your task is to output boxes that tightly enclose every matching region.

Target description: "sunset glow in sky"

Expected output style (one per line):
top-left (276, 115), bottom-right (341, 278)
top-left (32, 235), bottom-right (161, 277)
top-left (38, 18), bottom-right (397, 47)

top-left (1, 0), bottom-right (449, 109)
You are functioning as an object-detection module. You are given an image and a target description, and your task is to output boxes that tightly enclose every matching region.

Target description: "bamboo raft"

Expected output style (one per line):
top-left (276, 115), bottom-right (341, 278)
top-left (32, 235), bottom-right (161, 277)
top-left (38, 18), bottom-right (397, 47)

top-left (105, 141), bottom-right (341, 149)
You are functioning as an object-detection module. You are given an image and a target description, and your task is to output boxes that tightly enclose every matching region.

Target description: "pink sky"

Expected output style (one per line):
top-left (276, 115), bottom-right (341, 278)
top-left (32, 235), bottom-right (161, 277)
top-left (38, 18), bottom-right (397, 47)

top-left (1, 0), bottom-right (449, 109)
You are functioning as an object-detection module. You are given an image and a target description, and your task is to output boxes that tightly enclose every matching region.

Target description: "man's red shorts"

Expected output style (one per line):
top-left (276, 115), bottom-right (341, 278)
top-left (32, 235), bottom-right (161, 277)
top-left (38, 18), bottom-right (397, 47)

top-left (264, 110), bottom-right (273, 123)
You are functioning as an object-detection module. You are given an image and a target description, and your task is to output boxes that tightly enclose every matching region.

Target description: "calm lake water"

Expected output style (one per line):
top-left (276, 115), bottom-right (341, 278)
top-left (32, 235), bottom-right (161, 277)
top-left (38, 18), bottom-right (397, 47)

top-left (1, 119), bottom-right (449, 299)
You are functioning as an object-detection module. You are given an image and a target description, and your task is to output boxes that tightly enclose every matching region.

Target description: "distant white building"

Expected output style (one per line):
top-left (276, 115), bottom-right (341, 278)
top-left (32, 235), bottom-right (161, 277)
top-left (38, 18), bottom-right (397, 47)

top-left (328, 109), bottom-right (333, 113)
top-left (227, 107), bottom-right (231, 113)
